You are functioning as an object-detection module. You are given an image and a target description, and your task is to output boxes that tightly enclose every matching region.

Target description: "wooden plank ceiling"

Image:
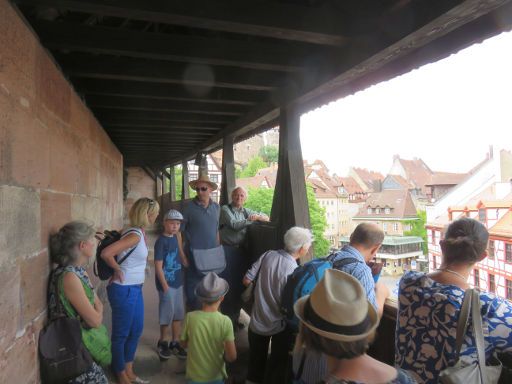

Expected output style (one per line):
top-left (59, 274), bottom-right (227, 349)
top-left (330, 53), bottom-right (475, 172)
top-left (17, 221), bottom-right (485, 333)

top-left (14, 0), bottom-right (512, 168)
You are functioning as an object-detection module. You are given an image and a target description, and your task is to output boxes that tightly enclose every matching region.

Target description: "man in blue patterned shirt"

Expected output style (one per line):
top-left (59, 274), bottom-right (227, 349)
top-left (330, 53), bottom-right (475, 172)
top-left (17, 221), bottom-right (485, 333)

top-left (333, 223), bottom-right (389, 315)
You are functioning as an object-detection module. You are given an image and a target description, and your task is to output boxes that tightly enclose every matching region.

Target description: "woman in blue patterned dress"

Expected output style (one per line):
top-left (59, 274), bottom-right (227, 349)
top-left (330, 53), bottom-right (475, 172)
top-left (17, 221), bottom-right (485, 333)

top-left (395, 217), bottom-right (512, 383)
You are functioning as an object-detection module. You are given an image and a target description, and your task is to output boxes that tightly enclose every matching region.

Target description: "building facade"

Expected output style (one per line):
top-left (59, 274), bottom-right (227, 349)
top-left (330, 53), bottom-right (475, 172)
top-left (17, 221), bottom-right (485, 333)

top-left (426, 148), bottom-right (512, 301)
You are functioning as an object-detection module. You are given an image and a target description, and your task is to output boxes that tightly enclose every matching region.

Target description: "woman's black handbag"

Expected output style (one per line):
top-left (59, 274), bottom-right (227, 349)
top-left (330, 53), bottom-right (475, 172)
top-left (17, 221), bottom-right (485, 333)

top-left (39, 316), bottom-right (93, 384)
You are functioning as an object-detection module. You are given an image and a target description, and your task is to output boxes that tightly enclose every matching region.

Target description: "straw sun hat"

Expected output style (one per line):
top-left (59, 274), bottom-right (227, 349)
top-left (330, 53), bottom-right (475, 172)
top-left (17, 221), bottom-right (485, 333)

top-left (188, 172), bottom-right (218, 191)
top-left (294, 269), bottom-right (379, 342)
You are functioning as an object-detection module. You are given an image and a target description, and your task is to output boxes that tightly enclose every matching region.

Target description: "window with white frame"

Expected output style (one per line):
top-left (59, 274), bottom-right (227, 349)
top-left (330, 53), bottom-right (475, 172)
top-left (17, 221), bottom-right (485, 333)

top-left (385, 207), bottom-right (390, 214)
top-left (393, 223), bottom-right (398, 231)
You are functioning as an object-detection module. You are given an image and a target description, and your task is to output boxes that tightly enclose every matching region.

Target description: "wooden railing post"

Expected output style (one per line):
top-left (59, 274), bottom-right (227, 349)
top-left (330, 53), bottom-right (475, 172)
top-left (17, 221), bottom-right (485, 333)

top-left (181, 160), bottom-right (190, 200)
top-left (170, 166), bottom-right (176, 202)
top-left (220, 134), bottom-right (236, 206)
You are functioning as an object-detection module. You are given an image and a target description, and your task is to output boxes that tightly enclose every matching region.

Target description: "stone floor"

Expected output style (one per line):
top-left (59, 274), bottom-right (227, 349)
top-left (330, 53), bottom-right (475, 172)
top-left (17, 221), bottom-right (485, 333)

top-left (104, 266), bottom-right (250, 384)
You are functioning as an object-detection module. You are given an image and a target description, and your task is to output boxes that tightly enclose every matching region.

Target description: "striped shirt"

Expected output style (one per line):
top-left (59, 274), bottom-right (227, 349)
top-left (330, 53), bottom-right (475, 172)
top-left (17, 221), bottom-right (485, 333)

top-left (332, 245), bottom-right (377, 309)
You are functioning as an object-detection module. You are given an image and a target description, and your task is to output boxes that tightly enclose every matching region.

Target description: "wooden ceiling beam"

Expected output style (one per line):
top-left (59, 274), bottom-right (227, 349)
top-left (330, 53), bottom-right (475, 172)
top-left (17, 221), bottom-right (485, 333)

top-left (72, 79), bottom-right (263, 106)
top-left (101, 122), bottom-right (223, 131)
top-left (59, 54), bottom-right (281, 91)
top-left (85, 95), bottom-right (246, 116)
top-left (164, 0), bottom-right (511, 166)
top-left (14, 0), bottom-right (350, 46)
top-left (94, 110), bottom-right (232, 124)
top-left (104, 127), bottom-right (218, 135)
top-left (33, 20), bottom-right (310, 72)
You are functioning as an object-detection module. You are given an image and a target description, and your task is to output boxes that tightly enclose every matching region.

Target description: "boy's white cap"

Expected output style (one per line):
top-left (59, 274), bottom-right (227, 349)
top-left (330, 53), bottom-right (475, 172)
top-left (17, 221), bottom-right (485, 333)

top-left (164, 209), bottom-right (183, 221)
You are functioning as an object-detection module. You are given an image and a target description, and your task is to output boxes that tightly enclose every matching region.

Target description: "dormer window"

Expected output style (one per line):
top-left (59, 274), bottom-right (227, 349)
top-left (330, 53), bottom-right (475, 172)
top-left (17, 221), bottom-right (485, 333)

top-left (367, 207), bottom-right (372, 215)
top-left (385, 207), bottom-right (390, 214)
top-left (376, 208), bottom-right (381, 214)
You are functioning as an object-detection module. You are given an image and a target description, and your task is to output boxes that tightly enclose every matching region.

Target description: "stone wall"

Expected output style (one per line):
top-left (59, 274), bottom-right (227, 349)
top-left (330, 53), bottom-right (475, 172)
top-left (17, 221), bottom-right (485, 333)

top-left (0, 1), bottom-right (123, 382)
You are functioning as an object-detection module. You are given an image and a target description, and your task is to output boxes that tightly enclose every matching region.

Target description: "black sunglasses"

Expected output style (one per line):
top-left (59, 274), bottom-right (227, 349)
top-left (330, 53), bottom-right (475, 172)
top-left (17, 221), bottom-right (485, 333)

top-left (195, 187), bottom-right (208, 192)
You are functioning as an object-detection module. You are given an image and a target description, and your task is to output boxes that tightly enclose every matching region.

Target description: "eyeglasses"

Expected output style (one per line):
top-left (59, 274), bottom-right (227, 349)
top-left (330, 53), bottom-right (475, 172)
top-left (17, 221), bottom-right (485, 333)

top-left (195, 187), bottom-right (208, 192)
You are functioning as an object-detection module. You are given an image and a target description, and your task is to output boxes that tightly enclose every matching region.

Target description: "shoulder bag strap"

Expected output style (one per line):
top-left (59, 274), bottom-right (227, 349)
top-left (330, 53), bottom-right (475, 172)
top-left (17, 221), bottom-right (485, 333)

top-left (470, 289), bottom-right (487, 382)
top-left (117, 228), bottom-right (141, 265)
top-left (454, 288), bottom-right (473, 360)
top-left (253, 251), bottom-right (271, 283)
top-left (332, 257), bottom-right (360, 269)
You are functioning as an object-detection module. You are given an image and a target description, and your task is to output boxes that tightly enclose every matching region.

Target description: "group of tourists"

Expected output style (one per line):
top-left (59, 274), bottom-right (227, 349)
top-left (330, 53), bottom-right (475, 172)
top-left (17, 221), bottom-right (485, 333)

top-left (46, 168), bottom-right (512, 384)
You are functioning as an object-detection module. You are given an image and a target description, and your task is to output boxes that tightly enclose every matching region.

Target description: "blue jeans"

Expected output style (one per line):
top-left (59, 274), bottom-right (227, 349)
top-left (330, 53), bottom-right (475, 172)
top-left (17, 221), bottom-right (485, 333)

top-left (107, 283), bottom-right (144, 373)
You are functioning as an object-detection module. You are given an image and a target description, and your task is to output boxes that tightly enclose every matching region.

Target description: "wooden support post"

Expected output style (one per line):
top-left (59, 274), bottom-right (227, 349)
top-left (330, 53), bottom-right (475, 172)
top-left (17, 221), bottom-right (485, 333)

top-left (162, 171), bottom-right (169, 195)
top-left (155, 170), bottom-right (162, 198)
top-left (220, 134), bottom-right (236, 206)
top-left (181, 160), bottom-right (190, 200)
top-left (170, 166), bottom-right (176, 202)
top-left (271, 104), bottom-right (311, 256)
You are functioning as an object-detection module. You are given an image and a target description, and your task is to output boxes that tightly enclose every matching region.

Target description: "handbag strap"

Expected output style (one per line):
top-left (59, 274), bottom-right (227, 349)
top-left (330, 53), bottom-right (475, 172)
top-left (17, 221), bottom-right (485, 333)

top-left (471, 290), bottom-right (487, 382)
top-left (455, 289), bottom-right (486, 382)
top-left (454, 288), bottom-right (473, 359)
top-left (253, 251), bottom-right (271, 283)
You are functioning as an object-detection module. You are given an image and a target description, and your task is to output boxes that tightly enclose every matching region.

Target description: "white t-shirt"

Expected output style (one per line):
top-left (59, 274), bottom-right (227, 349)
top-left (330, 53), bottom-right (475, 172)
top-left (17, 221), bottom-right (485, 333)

top-left (113, 227), bottom-right (147, 286)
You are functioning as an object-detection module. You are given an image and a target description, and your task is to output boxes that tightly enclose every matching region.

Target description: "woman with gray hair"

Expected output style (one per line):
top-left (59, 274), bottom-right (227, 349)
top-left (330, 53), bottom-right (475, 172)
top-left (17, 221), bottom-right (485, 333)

top-left (219, 186), bottom-right (269, 329)
top-left (47, 221), bottom-right (108, 384)
top-left (243, 226), bottom-right (313, 384)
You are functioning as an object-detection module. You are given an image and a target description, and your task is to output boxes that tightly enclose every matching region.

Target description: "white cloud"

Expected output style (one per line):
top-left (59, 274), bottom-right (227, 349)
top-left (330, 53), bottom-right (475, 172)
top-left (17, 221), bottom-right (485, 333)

top-left (300, 31), bottom-right (512, 176)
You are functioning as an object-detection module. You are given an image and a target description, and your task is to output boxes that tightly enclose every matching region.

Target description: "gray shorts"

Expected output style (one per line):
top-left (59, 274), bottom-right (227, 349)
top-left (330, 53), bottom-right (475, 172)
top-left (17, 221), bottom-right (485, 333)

top-left (158, 286), bottom-right (185, 325)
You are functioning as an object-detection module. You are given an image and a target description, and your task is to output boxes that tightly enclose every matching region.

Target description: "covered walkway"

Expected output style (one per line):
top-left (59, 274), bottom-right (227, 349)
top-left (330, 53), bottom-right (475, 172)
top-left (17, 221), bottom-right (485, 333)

top-left (1, 0), bottom-right (512, 382)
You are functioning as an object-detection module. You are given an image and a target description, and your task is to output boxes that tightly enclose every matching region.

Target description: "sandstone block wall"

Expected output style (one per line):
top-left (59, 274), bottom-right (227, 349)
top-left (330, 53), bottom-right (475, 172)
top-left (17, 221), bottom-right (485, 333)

top-left (0, 1), bottom-right (123, 382)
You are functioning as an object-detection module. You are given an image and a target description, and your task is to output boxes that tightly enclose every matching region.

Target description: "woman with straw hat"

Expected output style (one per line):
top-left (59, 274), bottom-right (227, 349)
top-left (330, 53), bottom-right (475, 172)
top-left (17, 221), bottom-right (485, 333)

top-left (293, 269), bottom-right (416, 384)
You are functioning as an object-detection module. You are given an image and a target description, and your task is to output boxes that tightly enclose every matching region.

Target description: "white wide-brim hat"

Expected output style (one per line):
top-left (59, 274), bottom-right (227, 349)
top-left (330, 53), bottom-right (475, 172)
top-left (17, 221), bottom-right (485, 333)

top-left (294, 269), bottom-right (379, 342)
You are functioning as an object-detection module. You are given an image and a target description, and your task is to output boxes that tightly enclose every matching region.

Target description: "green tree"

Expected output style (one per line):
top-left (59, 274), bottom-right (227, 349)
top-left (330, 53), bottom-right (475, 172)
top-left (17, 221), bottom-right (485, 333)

top-left (306, 184), bottom-right (330, 257)
top-left (239, 156), bottom-right (267, 178)
top-left (244, 187), bottom-right (274, 216)
top-left (258, 145), bottom-right (279, 164)
top-left (243, 184), bottom-right (330, 258)
top-left (404, 210), bottom-right (428, 254)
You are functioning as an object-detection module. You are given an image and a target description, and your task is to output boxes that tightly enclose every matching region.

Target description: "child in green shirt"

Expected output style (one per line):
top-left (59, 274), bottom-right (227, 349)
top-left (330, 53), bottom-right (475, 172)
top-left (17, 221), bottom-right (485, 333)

top-left (181, 272), bottom-right (237, 384)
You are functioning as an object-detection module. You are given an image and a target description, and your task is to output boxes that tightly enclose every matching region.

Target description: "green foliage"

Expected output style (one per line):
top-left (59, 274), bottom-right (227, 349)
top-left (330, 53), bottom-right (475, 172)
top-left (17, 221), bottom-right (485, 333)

top-left (244, 187), bottom-right (274, 216)
top-left (404, 210), bottom-right (428, 254)
top-left (306, 184), bottom-right (330, 258)
top-left (258, 145), bottom-right (279, 164)
top-left (235, 165), bottom-right (243, 179)
top-left (239, 156), bottom-right (267, 178)
top-left (243, 184), bottom-right (330, 258)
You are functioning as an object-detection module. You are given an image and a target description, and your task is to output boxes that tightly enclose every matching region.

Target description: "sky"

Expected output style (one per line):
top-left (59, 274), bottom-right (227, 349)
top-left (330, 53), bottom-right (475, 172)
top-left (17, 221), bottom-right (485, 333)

top-left (300, 30), bottom-right (512, 177)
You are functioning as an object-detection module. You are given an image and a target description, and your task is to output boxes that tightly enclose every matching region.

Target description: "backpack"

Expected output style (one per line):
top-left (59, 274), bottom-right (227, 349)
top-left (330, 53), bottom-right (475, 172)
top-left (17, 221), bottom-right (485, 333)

top-left (94, 229), bottom-right (139, 280)
top-left (281, 252), bottom-right (360, 331)
top-left (39, 270), bottom-right (93, 383)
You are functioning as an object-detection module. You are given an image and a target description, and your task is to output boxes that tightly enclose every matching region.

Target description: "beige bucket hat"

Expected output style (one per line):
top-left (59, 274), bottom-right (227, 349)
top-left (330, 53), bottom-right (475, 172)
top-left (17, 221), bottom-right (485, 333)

top-left (189, 172), bottom-right (218, 191)
top-left (294, 269), bottom-right (379, 342)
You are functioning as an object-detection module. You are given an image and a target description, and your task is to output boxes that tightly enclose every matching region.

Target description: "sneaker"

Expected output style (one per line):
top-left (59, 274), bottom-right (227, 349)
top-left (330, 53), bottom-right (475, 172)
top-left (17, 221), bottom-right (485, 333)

top-left (157, 340), bottom-right (171, 360)
top-left (170, 342), bottom-right (187, 360)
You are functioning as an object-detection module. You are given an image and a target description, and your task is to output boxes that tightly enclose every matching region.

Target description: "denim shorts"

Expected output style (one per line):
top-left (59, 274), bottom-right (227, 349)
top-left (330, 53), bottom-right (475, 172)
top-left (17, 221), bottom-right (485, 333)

top-left (158, 285), bottom-right (185, 325)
